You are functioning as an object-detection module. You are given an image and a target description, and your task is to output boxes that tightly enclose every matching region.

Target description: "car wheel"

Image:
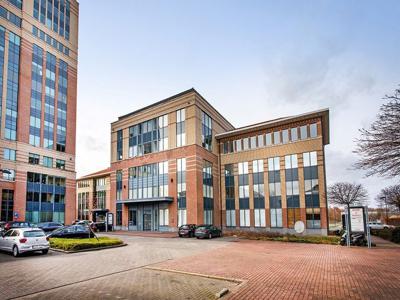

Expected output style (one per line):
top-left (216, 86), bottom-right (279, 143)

top-left (196, 236), bottom-right (199, 239)
top-left (12, 245), bottom-right (19, 257)
top-left (42, 249), bottom-right (49, 255)
top-left (208, 233), bottom-right (212, 239)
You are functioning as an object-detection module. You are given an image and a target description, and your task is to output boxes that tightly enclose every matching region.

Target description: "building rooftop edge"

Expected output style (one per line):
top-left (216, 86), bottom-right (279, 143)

top-left (215, 108), bottom-right (330, 145)
top-left (77, 167), bottom-right (111, 180)
top-left (112, 88), bottom-right (235, 129)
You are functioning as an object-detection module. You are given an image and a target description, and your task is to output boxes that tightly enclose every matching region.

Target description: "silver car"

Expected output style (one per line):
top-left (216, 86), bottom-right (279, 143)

top-left (0, 228), bottom-right (50, 257)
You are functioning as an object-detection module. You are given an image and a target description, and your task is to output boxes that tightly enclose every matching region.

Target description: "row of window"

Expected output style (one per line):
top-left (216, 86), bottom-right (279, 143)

top-left (32, 26), bottom-right (70, 56)
top-left (77, 180), bottom-right (90, 188)
top-left (128, 162), bottom-right (169, 200)
top-left (8, 0), bottom-right (22, 10)
top-left (77, 192), bottom-right (89, 220)
top-left (33, 0), bottom-right (70, 40)
top-left (225, 152), bottom-right (320, 229)
top-left (4, 31), bottom-right (20, 141)
top-left (0, 5), bottom-right (22, 27)
top-left (116, 109), bottom-right (214, 161)
top-left (26, 172), bottom-right (66, 223)
top-left (222, 123), bottom-right (318, 154)
top-left (28, 152), bottom-right (66, 170)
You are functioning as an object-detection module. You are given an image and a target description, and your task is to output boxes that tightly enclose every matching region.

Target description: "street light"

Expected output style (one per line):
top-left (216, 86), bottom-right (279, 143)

top-left (380, 196), bottom-right (388, 224)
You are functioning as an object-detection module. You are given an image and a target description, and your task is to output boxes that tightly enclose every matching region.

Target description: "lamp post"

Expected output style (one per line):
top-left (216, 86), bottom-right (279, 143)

top-left (380, 196), bottom-right (388, 224)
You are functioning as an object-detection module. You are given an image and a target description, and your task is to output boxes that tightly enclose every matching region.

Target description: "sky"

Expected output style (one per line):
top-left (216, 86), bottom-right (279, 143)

top-left (75, 0), bottom-right (400, 206)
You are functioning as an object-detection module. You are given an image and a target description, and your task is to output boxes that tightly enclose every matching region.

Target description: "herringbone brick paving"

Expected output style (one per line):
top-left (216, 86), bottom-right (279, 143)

top-left (156, 239), bottom-right (400, 299)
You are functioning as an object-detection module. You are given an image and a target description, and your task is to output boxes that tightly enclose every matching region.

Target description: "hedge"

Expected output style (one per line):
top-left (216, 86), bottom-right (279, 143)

top-left (223, 230), bottom-right (340, 245)
top-left (371, 227), bottom-right (400, 244)
top-left (50, 237), bottom-right (124, 251)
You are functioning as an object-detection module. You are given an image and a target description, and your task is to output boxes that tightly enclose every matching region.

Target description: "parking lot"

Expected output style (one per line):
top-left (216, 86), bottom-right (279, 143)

top-left (0, 233), bottom-right (400, 299)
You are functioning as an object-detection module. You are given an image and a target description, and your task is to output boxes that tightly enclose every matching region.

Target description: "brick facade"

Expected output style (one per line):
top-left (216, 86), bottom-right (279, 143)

top-left (90, 89), bottom-right (330, 235)
top-left (0, 0), bottom-right (79, 225)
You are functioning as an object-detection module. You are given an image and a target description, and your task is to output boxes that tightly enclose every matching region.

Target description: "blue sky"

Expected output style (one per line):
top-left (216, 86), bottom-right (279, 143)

top-left (76, 0), bottom-right (400, 206)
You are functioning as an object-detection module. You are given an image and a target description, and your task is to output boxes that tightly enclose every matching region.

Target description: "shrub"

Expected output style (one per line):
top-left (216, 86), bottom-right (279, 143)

top-left (50, 237), bottom-right (123, 251)
top-left (391, 227), bottom-right (400, 244)
top-left (223, 230), bottom-right (340, 245)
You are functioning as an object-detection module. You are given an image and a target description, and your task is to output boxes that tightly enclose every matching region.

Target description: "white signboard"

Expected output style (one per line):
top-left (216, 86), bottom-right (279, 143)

top-left (350, 207), bottom-right (365, 232)
top-left (107, 213), bottom-right (113, 225)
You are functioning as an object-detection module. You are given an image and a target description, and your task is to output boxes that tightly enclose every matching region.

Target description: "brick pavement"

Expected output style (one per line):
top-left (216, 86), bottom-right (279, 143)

top-left (156, 239), bottom-right (400, 300)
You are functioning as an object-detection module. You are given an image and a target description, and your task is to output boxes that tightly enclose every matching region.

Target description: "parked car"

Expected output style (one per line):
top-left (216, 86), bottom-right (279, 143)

top-left (4, 221), bottom-right (36, 232)
top-left (368, 222), bottom-right (394, 230)
top-left (37, 222), bottom-right (64, 232)
top-left (47, 225), bottom-right (95, 239)
top-left (194, 225), bottom-right (222, 239)
top-left (0, 228), bottom-right (49, 257)
top-left (178, 224), bottom-right (197, 237)
top-left (73, 220), bottom-right (97, 232)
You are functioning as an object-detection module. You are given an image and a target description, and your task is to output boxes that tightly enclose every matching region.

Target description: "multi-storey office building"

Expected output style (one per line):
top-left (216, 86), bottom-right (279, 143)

top-left (107, 89), bottom-right (330, 235)
top-left (0, 0), bottom-right (79, 224)
top-left (76, 168), bottom-right (111, 223)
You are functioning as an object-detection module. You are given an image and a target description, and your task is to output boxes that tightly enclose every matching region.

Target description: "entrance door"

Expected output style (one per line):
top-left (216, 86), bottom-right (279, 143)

top-left (143, 213), bottom-right (152, 231)
top-left (128, 209), bottom-right (137, 230)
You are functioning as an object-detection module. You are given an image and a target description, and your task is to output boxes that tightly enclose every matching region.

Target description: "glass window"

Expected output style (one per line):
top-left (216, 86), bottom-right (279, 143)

top-left (257, 135), bottom-right (264, 147)
top-left (29, 153), bottom-right (40, 165)
top-left (176, 109), bottom-right (186, 147)
top-left (56, 159), bottom-right (65, 170)
top-left (43, 156), bottom-right (53, 168)
top-left (250, 136), bottom-right (257, 149)
top-left (310, 123), bottom-right (318, 138)
top-left (273, 131), bottom-right (281, 144)
top-left (235, 139), bottom-right (242, 152)
top-left (201, 111), bottom-right (212, 151)
top-left (243, 138), bottom-right (249, 150)
top-left (300, 125), bottom-right (308, 140)
top-left (291, 128), bottom-right (298, 141)
top-left (265, 133), bottom-right (272, 146)
top-left (282, 129), bottom-right (289, 143)
top-left (3, 149), bottom-right (16, 161)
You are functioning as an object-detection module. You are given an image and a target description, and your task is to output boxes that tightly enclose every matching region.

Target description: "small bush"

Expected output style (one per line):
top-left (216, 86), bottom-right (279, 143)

top-left (50, 237), bottom-right (123, 251)
top-left (223, 230), bottom-right (340, 245)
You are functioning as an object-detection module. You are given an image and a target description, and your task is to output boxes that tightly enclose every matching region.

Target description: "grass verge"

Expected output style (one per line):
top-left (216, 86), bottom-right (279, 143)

top-left (224, 231), bottom-right (340, 245)
top-left (50, 237), bottom-right (124, 251)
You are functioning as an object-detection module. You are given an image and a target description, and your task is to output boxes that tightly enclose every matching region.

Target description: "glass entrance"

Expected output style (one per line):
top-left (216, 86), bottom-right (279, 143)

top-left (143, 212), bottom-right (152, 231)
top-left (128, 209), bottom-right (137, 230)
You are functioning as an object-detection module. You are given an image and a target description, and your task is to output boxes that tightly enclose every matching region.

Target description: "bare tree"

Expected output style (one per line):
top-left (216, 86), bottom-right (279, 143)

top-left (328, 182), bottom-right (368, 236)
top-left (354, 88), bottom-right (400, 177)
top-left (328, 182), bottom-right (369, 209)
top-left (377, 185), bottom-right (400, 214)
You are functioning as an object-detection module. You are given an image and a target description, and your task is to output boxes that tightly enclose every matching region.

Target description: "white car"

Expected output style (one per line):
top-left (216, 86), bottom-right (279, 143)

top-left (0, 228), bottom-right (50, 257)
top-left (368, 222), bottom-right (393, 230)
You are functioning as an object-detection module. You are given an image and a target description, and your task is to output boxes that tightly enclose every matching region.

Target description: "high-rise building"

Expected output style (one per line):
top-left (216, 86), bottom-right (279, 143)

top-left (0, 0), bottom-right (79, 224)
top-left (80, 88), bottom-right (329, 235)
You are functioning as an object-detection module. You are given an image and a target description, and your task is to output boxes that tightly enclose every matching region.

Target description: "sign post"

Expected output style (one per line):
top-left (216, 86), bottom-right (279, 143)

top-left (348, 206), bottom-right (371, 248)
top-left (106, 212), bottom-right (113, 232)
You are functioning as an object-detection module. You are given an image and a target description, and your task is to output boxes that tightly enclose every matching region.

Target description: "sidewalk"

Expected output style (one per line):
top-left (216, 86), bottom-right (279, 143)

top-left (371, 235), bottom-right (400, 248)
top-left (105, 230), bottom-right (178, 238)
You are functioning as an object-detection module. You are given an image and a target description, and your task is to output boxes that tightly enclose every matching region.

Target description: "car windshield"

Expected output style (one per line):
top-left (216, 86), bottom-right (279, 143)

top-left (15, 222), bottom-right (31, 227)
top-left (197, 226), bottom-right (208, 230)
top-left (181, 225), bottom-right (189, 229)
top-left (24, 230), bottom-right (45, 237)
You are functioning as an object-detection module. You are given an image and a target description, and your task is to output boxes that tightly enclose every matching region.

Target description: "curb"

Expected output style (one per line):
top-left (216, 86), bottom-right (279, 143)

top-left (50, 243), bottom-right (127, 254)
top-left (145, 266), bottom-right (244, 284)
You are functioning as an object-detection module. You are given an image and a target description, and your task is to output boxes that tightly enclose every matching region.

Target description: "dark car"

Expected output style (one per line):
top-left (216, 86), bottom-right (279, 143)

top-left (73, 220), bottom-right (98, 232)
top-left (4, 221), bottom-right (36, 231)
top-left (37, 222), bottom-right (64, 232)
top-left (194, 225), bottom-right (222, 239)
top-left (178, 224), bottom-right (197, 237)
top-left (47, 225), bottom-right (95, 239)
